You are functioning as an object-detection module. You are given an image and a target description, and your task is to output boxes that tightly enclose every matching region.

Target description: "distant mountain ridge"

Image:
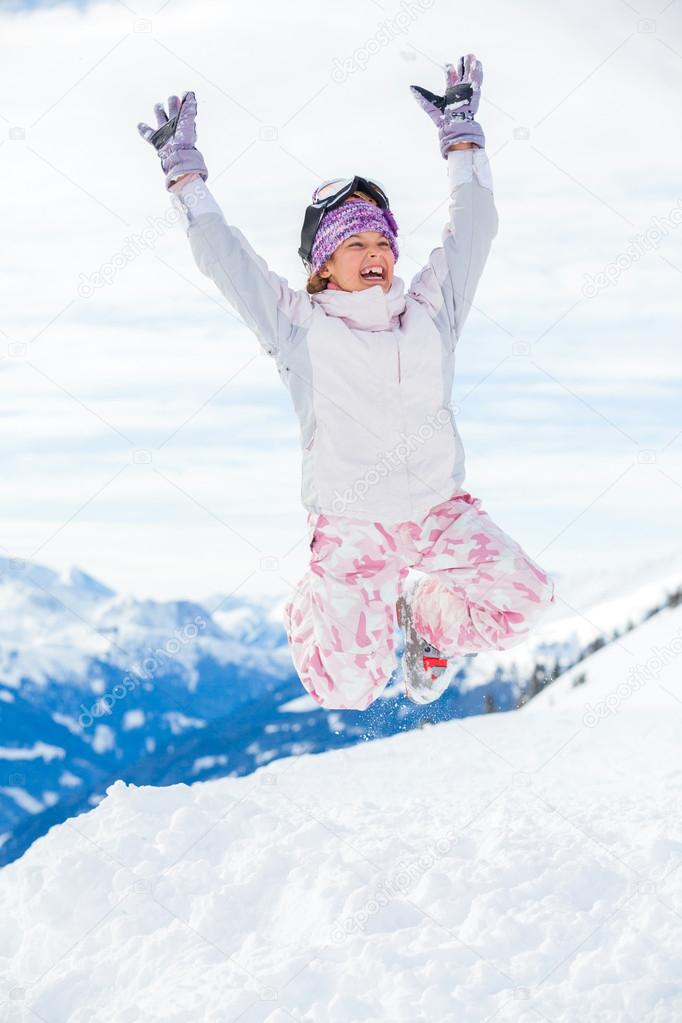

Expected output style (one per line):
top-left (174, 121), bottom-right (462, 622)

top-left (2, 552), bottom-right (681, 867)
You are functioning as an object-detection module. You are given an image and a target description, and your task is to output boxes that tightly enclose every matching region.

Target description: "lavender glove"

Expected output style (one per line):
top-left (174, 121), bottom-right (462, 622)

top-left (137, 91), bottom-right (208, 191)
top-left (410, 54), bottom-right (485, 158)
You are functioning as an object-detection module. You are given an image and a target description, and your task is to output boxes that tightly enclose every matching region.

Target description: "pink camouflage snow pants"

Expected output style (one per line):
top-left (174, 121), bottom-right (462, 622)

top-left (283, 488), bottom-right (556, 711)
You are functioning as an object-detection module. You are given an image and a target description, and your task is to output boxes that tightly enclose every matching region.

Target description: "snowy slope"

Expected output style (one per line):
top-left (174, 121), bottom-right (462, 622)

top-left (1, 705), bottom-right (679, 1023)
top-left (2, 549), bottom-right (680, 869)
top-left (525, 601), bottom-right (682, 717)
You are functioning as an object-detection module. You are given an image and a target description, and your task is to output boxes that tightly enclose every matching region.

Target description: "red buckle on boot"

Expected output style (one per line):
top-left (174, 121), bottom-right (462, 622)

top-left (423, 655), bottom-right (448, 679)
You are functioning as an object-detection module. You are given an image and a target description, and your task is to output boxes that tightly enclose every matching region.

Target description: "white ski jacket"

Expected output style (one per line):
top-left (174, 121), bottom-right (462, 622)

top-left (171, 148), bottom-right (499, 524)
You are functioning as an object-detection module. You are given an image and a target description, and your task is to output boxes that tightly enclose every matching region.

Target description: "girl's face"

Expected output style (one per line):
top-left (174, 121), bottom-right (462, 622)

top-left (319, 194), bottom-right (395, 294)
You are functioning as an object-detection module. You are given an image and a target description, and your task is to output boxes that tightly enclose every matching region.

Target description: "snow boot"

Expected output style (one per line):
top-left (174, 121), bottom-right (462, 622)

top-left (395, 589), bottom-right (457, 705)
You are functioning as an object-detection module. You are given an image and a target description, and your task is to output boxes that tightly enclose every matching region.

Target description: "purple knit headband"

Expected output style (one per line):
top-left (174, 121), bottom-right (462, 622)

top-left (310, 199), bottom-right (399, 276)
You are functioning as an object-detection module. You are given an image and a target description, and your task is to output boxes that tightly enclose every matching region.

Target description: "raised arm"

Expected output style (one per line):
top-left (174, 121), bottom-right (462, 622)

top-left (138, 92), bottom-right (309, 361)
top-left (169, 175), bottom-right (309, 360)
top-left (406, 54), bottom-right (499, 343)
top-left (407, 145), bottom-right (498, 342)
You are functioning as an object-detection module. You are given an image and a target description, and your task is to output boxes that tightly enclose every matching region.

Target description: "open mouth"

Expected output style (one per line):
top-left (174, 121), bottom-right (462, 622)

top-left (359, 266), bottom-right (386, 283)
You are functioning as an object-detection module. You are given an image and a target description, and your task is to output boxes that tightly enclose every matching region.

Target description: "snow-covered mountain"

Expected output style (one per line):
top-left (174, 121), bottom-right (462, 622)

top-left (0, 700), bottom-right (679, 1022)
top-left (0, 555), bottom-right (298, 864)
top-left (1, 552), bottom-right (681, 868)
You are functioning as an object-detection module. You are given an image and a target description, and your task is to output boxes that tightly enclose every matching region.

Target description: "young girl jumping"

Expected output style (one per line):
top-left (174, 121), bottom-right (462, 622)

top-left (138, 53), bottom-right (556, 711)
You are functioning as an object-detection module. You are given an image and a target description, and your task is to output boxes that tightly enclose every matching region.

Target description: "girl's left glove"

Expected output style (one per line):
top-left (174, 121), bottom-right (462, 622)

top-left (410, 54), bottom-right (485, 158)
top-left (137, 91), bottom-right (208, 191)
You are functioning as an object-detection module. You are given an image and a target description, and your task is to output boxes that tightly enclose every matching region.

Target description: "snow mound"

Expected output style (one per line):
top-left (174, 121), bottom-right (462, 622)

top-left (1, 707), bottom-right (680, 1022)
top-left (526, 602), bottom-right (682, 716)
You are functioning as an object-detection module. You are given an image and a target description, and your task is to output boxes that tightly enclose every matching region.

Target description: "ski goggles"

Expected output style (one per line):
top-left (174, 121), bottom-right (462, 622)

top-left (298, 175), bottom-right (390, 271)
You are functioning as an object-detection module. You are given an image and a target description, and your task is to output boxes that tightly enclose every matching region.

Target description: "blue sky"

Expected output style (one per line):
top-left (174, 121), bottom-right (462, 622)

top-left (1, 0), bottom-right (681, 607)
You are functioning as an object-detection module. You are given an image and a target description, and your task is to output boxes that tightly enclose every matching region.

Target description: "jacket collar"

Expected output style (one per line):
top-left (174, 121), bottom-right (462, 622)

top-left (311, 277), bottom-right (407, 331)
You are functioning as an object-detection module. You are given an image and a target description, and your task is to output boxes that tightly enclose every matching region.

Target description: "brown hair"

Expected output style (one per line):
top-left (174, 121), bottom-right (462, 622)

top-left (306, 270), bottom-right (329, 294)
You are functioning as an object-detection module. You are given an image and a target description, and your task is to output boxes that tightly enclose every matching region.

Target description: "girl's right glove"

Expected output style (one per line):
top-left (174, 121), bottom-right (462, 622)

top-left (137, 91), bottom-right (208, 191)
top-left (410, 54), bottom-right (485, 158)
